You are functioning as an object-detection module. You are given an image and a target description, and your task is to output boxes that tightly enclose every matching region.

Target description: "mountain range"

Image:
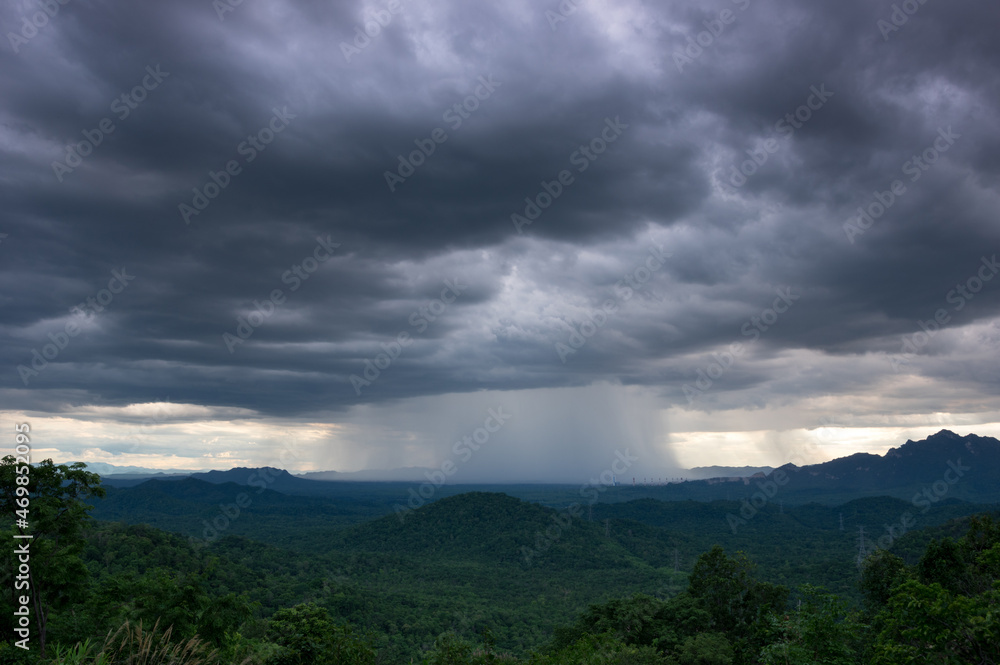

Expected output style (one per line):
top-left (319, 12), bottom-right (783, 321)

top-left (91, 430), bottom-right (1000, 505)
top-left (82, 462), bottom-right (773, 483)
top-left (76, 429), bottom-right (1000, 662)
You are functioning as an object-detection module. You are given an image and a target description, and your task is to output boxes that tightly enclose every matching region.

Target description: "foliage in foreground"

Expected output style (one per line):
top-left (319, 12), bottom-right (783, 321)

top-left (1, 457), bottom-right (998, 664)
top-left (49, 620), bottom-right (218, 665)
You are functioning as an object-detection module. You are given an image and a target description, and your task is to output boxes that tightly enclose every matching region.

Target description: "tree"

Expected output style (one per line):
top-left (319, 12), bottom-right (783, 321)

top-left (916, 537), bottom-right (966, 594)
top-left (0, 456), bottom-right (105, 657)
top-left (686, 546), bottom-right (787, 665)
top-left (653, 594), bottom-right (715, 655)
top-left (872, 515), bottom-right (1000, 664)
top-left (552, 593), bottom-right (712, 657)
top-left (557, 595), bottom-right (669, 651)
top-left (758, 585), bottom-right (861, 665)
top-left (674, 632), bottom-right (732, 665)
top-left (423, 631), bottom-right (521, 665)
top-left (535, 632), bottom-right (670, 664)
top-left (424, 632), bottom-right (475, 665)
top-left (858, 549), bottom-right (909, 617)
top-left (94, 566), bottom-right (257, 649)
top-left (264, 603), bottom-right (375, 665)
top-left (871, 580), bottom-right (1000, 665)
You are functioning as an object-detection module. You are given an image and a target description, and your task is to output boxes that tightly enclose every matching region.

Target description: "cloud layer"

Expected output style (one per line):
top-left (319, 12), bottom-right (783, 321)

top-left (2, 0), bottom-right (999, 476)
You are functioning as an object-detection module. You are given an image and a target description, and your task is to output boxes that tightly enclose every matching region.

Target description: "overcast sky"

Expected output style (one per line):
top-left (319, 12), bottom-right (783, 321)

top-left (2, 0), bottom-right (999, 481)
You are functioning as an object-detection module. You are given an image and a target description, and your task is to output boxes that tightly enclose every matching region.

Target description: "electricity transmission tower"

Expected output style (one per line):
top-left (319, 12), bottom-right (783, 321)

top-left (856, 526), bottom-right (869, 567)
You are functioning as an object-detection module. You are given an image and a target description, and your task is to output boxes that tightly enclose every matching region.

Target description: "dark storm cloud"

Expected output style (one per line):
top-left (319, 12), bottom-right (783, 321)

top-left (2, 0), bottom-right (999, 425)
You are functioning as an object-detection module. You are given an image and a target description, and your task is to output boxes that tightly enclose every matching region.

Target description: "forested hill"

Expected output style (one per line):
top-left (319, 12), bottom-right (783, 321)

top-left (324, 491), bottom-right (654, 570)
top-left (59, 430), bottom-right (1000, 660)
top-left (3, 454), bottom-right (999, 664)
top-left (91, 472), bottom-right (998, 605)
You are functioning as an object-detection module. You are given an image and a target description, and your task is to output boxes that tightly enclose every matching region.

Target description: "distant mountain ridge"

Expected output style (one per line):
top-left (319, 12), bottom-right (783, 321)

top-left (686, 465), bottom-right (773, 479)
top-left (88, 430), bottom-right (1000, 595)
top-left (767, 429), bottom-right (1000, 503)
top-left (78, 430), bottom-right (1000, 504)
top-left (782, 430), bottom-right (997, 482)
top-left (296, 467), bottom-right (439, 482)
top-left (84, 463), bottom-right (774, 483)
top-left (73, 462), bottom-right (203, 476)
top-left (189, 466), bottom-right (365, 496)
